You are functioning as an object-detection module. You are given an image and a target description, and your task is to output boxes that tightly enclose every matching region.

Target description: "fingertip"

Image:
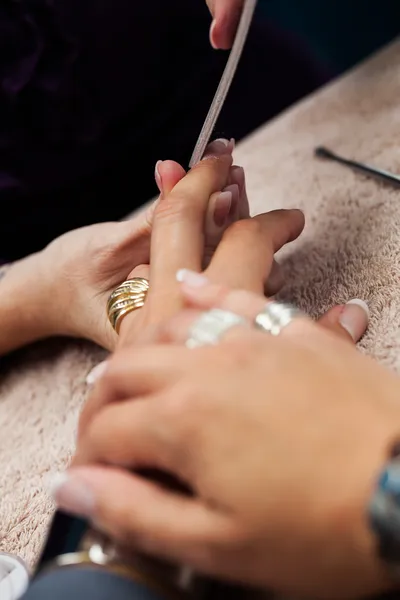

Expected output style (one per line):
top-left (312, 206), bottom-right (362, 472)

top-left (158, 161), bottom-right (186, 196)
top-left (339, 299), bottom-right (370, 342)
top-left (209, 19), bottom-right (219, 49)
top-left (319, 299), bottom-right (370, 343)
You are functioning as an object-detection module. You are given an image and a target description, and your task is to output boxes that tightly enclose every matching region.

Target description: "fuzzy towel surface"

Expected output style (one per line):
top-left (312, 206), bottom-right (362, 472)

top-left (1, 39), bottom-right (400, 571)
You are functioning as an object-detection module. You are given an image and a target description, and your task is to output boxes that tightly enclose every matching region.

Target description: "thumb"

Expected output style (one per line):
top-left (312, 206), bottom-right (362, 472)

top-left (156, 160), bottom-right (186, 196)
top-left (317, 300), bottom-right (370, 344)
top-left (51, 466), bottom-right (225, 568)
top-left (207, 0), bottom-right (244, 49)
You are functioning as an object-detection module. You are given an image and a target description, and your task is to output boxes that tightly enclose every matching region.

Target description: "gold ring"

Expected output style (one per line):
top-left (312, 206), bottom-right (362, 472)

top-left (107, 277), bottom-right (149, 333)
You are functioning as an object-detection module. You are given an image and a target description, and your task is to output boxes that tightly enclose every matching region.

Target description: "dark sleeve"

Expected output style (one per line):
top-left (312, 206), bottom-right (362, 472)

top-left (21, 566), bottom-right (171, 600)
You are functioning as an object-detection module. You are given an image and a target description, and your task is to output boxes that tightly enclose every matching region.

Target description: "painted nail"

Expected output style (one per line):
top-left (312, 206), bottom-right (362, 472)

top-left (209, 19), bottom-right (218, 49)
top-left (231, 166), bottom-right (245, 193)
top-left (339, 299), bottom-right (370, 342)
top-left (155, 160), bottom-right (163, 192)
top-left (86, 361), bottom-right (108, 386)
top-left (203, 139), bottom-right (231, 158)
top-left (222, 183), bottom-right (239, 217)
top-left (51, 472), bottom-right (94, 518)
top-left (213, 190), bottom-right (232, 226)
top-left (176, 269), bottom-right (209, 287)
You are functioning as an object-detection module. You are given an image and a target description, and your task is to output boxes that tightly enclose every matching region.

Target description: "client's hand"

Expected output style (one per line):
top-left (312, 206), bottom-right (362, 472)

top-left (0, 140), bottom-right (255, 354)
top-left (55, 282), bottom-right (399, 600)
top-left (112, 147), bottom-right (303, 351)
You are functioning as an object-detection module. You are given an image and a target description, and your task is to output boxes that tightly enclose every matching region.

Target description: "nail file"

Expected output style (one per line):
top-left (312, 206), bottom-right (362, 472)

top-left (189, 0), bottom-right (258, 168)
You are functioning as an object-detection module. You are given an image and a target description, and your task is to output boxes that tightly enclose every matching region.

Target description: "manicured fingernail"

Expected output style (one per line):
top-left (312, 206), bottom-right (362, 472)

top-left (86, 361), bottom-right (108, 386)
top-left (213, 190), bottom-right (232, 226)
top-left (203, 139), bottom-right (231, 158)
top-left (155, 160), bottom-right (163, 192)
top-left (176, 269), bottom-right (209, 287)
top-left (339, 299), bottom-right (370, 341)
top-left (51, 472), bottom-right (94, 518)
top-left (231, 166), bottom-right (245, 193)
top-left (209, 19), bottom-right (218, 49)
top-left (222, 183), bottom-right (239, 217)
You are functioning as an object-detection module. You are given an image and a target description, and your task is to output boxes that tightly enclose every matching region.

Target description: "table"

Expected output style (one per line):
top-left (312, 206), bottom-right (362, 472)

top-left (1, 39), bottom-right (400, 578)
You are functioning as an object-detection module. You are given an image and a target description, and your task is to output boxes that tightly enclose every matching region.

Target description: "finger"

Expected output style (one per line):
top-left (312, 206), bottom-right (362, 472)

top-left (78, 345), bottom-right (189, 439)
top-left (230, 165), bottom-right (249, 219)
top-left (205, 209), bottom-right (304, 293)
top-left (207, 0), bottom-right (245, 49)
top-left (317, 300), bottom-right (370, 344)
top-left (146, 140), bottom-right (233, 320)
top-left (203, 183), bottom-right (239, 268)
top-left (155, 160), bottom-right (186, 196)
top-left (178, 275), bottom-right (370, 345)
top-left (76, 398), bottom-right (175, 469)
top-left (52, 466), bottom-right (232, 570)
top-left (265, 260), bottom-right (284, 296)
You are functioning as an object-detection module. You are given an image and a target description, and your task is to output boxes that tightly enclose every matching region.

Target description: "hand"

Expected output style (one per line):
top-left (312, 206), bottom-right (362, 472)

top-left (54, 282), bottom-right (400, 599)
top-left (26, 141), bottom-right (249, 351)
top-left (206, 0), bottom-right (245, 49)
top-left (111, 142), bottom-right (302, 352)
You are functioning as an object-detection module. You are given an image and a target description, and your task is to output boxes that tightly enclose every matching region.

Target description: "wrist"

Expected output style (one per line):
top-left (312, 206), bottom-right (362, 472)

top-left (327, 414), bottom-right (400, 597)
top-left (0, 253), bottom-right (56, 354)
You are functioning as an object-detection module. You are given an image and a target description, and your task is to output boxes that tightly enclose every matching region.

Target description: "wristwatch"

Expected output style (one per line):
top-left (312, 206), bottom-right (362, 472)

top-left (369, 444), bottom-right (400, 578)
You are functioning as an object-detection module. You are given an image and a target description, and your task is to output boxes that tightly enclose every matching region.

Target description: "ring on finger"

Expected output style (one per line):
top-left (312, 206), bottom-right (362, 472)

top-left (107, 277), bottom-right (149, 333)
top-left (254, 301), bottom-right (304, 336)
top-left (186, 309), bottom-right (248, 348)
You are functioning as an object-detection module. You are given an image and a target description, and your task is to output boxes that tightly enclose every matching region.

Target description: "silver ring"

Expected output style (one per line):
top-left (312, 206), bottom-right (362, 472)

top-left (186, 309), bottom-right (247, 348)
top-left (254, 301), bottom-right (303, 336)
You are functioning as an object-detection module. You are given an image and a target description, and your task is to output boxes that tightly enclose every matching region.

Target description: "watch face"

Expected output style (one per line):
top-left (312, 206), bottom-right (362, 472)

top-left (36, 511), bottom-right (88, 573)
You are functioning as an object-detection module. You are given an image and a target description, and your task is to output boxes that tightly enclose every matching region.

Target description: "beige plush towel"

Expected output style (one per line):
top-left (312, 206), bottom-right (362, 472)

top-left (1, 39), bottom-right (400, 572)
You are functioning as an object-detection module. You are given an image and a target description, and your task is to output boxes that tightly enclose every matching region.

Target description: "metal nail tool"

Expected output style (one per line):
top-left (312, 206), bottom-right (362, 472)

top-left (189, 0), bottom-right (258, 168)
top-left (315, 146), bottom-right (400, 187)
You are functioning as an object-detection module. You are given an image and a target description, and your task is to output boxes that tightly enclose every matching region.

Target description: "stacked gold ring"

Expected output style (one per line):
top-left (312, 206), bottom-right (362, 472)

top-left (107, 277), bottom-right (149, 333)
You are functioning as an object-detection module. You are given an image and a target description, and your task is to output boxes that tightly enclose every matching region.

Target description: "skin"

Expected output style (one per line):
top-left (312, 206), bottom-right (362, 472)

top-left (206, 0), bottom-right (245, 49)
top-left (59, 282), bottom-right (398, 599)
top-left (53, 148), bottom-right (385, 599)
top-left (0, 140), bottom-right (259, 355)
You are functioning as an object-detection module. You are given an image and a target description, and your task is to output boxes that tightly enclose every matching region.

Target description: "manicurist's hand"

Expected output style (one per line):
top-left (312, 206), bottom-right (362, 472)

top-left (56, 281), bottom-right (397, 599)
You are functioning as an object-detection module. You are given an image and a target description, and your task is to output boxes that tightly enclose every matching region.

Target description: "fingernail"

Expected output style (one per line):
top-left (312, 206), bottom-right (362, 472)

top-left (203, 139), bottom-right (231, 158)
top-left (209, 19), bottom-right (218, 49)
top-left (213, 190), bottom-right (232, 226)
top-left (155, 160), bottom-right (163, 192)
top-left (176, 269), bottom-right (209, 287)
top-left (51, 472), bottom-right (94, 518)
top-left (222, 183), bottom-right (239, 217)
top-left (339, 299), bottom-right (370, 341)
top-left (86, 361), bottom-right (108, 386)
top-left (231, 166), bottom-right (245, 193)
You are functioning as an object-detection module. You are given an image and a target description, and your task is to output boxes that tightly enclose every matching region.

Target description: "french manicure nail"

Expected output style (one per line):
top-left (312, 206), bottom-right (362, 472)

top-left (176, 269), bottom-right (209, 287)
top-left (231, 166), bottom-right (245, 193)
top-left (203, 139), bottom-right (231, 158)
top-left (222, 183), bottom-right (239, 217)
top-left (51, 472), bottom-right (95, 518)
top-left (209, 19), bottom-right (218, 49)
top-left (86, 361), bottom-right (108, 386)
top-left (155, 160), bottom-right (163, 192)
top-left (213, 190), bottom-right (232, 226)
top-left (339, 299), bottom-right (370, 342)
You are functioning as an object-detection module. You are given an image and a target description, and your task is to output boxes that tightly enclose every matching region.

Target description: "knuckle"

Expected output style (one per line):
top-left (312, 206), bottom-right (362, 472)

top-left (154, 191), bottom-right (194, 221)
top-left (225, 337), bottom-right (259, 367)
top-left (224, 218), bottom-right (263, 241)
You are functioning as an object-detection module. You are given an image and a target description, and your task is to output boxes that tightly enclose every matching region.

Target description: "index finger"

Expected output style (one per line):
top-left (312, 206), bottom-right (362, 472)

top-left (147, 146), bottom-right (232, 319)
